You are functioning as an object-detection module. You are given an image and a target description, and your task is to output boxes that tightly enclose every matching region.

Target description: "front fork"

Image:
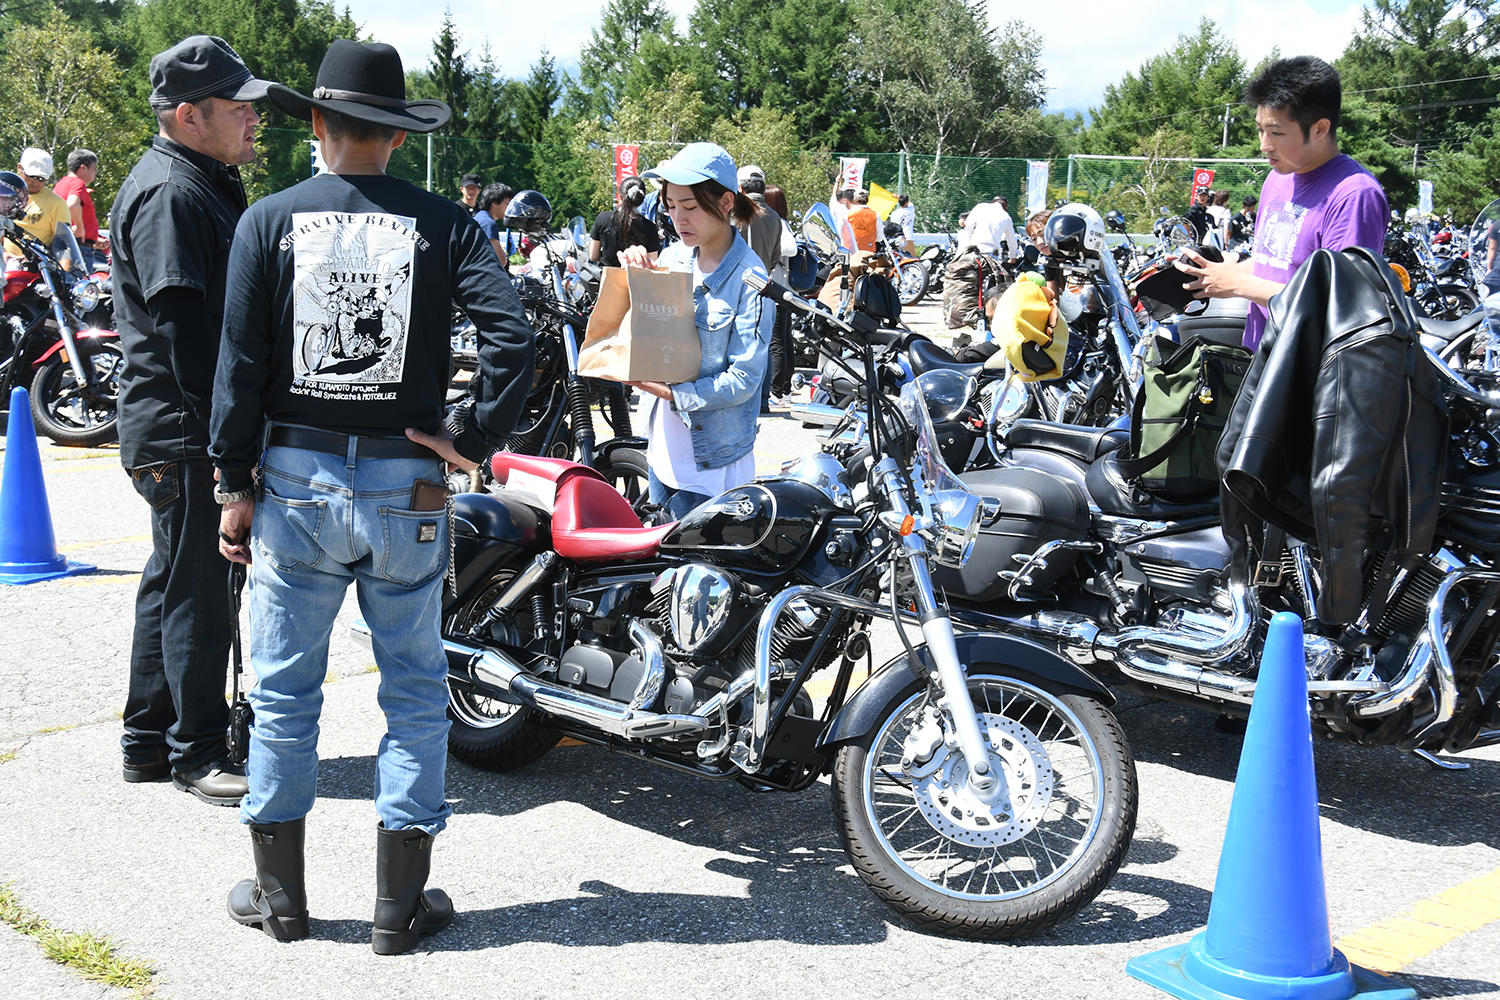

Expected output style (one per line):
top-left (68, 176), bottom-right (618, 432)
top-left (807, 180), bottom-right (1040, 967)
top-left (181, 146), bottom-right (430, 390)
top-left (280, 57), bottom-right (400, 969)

top-left (871, 459), bottom-right (998, 795)
top-left (38, 266), bottom-right (91, 389)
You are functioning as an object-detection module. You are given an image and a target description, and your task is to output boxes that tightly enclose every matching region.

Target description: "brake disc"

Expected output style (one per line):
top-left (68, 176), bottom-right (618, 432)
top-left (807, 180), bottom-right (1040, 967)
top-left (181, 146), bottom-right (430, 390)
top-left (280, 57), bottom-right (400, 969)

top-left (908, 713), bottom-right (1054, 848)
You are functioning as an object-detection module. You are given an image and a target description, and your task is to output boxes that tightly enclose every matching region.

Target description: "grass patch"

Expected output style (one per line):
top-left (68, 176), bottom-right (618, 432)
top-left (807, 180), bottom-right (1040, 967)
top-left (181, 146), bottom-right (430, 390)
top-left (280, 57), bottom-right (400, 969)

top-left (0, 884), bottom-right (156, 995)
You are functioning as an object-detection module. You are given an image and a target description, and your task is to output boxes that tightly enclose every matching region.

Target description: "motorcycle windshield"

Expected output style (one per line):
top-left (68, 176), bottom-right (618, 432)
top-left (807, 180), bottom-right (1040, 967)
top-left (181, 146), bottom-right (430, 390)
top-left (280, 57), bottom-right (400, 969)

top-left (898, 378), bottom-right (972, 496)
top-left (1469, 198), bottom-right (1500, 291)
top-left (50, 221), bottom-right (85, 272)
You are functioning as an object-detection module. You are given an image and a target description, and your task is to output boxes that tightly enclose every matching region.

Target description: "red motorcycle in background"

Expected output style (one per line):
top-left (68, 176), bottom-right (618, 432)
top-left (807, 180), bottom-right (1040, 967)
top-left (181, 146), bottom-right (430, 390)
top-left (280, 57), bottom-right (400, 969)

top-left (1, 215), bottom-right (121, 447)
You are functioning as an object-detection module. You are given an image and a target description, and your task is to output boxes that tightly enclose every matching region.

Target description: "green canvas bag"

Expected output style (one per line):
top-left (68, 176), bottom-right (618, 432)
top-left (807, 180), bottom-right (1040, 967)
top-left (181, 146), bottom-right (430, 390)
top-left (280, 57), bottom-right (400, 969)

top-left (1117, 335), bottom-right (1252, 500)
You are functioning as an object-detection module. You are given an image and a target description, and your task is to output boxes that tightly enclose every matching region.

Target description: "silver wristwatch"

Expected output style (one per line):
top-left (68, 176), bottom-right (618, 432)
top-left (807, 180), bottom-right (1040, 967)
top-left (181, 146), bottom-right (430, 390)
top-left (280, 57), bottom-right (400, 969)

top-left (214, 487), bottom-right (256, 505)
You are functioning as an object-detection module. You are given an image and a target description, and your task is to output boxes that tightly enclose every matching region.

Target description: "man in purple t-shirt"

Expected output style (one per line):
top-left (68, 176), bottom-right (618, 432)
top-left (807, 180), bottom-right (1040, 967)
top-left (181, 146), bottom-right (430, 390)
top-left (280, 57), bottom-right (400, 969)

top-left (1179, 56), bottom-right (1389, 351)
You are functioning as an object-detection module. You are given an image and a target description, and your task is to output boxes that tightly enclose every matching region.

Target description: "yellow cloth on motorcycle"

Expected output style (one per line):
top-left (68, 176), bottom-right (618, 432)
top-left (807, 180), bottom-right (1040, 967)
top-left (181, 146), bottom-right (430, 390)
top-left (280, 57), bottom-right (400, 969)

top-left (989, 280), bottom-right (1069, 381)
top-left (578, 266), bottom-right (702, 382)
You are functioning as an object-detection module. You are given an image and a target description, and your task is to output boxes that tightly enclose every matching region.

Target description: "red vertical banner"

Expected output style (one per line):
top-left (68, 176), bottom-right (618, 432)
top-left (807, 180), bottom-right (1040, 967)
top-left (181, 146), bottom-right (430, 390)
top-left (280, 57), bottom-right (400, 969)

top-left (613, 144), bottom-right (639, 205)
top-left (1190, 167), bottom-right (1215, 200)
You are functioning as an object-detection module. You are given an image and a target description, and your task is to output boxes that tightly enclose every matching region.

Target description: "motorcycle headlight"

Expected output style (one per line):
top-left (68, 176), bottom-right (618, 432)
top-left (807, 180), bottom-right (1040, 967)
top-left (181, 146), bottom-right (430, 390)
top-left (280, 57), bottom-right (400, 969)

top-left (71, 278), bottom-right (100, 313)
top-left (928, 488), bottom-right (982, 568)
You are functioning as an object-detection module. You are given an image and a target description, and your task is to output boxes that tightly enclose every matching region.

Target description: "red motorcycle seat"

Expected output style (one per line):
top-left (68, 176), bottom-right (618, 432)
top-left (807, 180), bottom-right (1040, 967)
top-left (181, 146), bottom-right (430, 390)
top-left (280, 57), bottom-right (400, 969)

top-left (490, 452), bottom-right (678, 560)
top-left (553, 521), bottom-right (678, 561)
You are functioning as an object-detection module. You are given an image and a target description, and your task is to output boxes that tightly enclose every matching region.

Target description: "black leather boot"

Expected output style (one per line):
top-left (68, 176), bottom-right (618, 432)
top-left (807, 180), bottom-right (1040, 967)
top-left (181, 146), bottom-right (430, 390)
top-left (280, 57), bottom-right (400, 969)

top-left (372, 825), bottom-right (454, 955)
top-left (227, 819), bottom-right (310, 941)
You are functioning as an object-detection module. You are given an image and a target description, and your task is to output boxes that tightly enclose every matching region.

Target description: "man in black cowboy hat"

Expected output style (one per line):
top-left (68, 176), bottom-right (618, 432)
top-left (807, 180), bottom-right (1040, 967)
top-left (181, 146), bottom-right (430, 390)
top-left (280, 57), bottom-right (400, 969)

top-left (110, 34), bottom-right (273, 808)
top-left (208, 38), bottom-right (534, 953)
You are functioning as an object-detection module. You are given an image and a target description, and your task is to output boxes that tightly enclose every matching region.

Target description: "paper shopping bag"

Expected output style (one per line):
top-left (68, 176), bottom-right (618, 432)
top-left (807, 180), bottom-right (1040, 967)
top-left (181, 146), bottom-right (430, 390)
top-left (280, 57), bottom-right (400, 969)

top-left (578, 266), bottom-right (701, 382)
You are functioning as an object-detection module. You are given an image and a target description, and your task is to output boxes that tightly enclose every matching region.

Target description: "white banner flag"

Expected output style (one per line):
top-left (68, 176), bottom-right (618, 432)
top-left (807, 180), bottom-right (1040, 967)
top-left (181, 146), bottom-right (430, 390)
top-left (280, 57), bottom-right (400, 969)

top-left (1418, 179), bottom-right (1433, 216)
top-left (837, 157), bottom-right (867, 194)
top-left (1026, 161), bottom-right (1049, 215)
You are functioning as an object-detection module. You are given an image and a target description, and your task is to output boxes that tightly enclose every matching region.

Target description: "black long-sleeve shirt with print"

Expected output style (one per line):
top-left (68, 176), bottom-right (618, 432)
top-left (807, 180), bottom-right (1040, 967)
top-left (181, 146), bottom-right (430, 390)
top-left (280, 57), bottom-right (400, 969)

top-left (210, 172), bottom-right (535, 492)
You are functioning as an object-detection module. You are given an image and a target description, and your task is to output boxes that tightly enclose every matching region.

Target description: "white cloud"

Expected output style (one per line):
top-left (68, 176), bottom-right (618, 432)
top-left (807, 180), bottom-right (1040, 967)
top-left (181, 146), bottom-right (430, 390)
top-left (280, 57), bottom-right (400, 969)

top-left (340, 0), bottom-right (1365, 118)
top-left (1019, 1), bottom-right (1367, 112)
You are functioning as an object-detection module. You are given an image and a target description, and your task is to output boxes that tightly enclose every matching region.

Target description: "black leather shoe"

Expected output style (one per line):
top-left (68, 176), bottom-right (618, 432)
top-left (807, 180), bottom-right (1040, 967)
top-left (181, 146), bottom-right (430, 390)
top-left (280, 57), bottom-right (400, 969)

top-left (123, 755), bottom-right (171, 783)
top-left (173, 761), bottom-right (249, 806)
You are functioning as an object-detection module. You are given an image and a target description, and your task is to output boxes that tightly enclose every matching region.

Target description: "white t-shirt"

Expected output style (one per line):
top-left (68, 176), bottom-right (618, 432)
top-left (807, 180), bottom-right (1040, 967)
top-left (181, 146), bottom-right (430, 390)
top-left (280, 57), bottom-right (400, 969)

top-left (889, 204), bottom-right (915, 239)
top-left (647, 395), bottom-right (755, 495)
top-left (830, 200), bottom-right (856, 250)
top-left (961, 201), bottom-right (1018, 256)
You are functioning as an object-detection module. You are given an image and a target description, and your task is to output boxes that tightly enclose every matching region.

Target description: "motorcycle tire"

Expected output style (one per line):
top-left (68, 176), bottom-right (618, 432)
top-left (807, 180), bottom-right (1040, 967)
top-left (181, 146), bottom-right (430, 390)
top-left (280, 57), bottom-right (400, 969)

top-left (29, 342), bottom-right (124, 448)
top-left (1421, 285), bottom-right (1479, 321)
top-left (443, 570), bottom-right (561, 771)
top-left (832, 673), bottom-right (1136, 940)
top-left (897, 260), bottom-right (929, 307)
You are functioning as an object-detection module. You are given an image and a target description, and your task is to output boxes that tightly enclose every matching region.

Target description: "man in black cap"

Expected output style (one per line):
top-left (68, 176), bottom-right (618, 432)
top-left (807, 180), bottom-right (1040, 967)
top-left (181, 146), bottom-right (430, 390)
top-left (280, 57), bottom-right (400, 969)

top-left (456, 171), bottom-right (481, 211)
top-left (210, 38), bottom-right (534, 953)
top-left (109, 34), bottom-right (272, 807)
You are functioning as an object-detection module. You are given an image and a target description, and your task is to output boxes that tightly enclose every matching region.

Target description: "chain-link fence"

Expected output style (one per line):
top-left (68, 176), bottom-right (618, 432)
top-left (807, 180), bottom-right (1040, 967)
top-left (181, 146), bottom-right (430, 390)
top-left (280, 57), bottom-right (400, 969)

top-left (839, 152), bottom-right (1031, 234)
top-left (1062, 155), bottom-right (1270, 233)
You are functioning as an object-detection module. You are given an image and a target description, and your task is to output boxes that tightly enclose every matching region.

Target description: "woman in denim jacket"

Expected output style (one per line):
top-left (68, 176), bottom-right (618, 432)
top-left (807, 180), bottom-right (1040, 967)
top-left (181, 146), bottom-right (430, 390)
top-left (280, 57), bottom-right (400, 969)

top-left (618, 142), bottom-right (771, 520)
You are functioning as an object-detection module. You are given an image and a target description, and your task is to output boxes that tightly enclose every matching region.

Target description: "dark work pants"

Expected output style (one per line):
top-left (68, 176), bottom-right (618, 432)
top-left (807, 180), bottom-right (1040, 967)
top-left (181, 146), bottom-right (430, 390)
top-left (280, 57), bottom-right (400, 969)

top-left (763, 302), bottom-right (793, 400)
top-left (122, 457), bottom-right (232, 774)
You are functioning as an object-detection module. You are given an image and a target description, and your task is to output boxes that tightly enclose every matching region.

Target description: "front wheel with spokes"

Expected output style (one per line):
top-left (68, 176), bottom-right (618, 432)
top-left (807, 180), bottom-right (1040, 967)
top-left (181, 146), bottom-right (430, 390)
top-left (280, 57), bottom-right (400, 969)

top-left (832, 673), bottom-right (1136, 939)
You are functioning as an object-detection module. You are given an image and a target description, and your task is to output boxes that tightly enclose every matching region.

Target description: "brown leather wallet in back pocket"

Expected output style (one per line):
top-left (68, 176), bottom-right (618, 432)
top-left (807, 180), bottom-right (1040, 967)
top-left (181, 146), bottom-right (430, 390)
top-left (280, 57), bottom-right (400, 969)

top-left (410, 478), bottom-right (448, 511)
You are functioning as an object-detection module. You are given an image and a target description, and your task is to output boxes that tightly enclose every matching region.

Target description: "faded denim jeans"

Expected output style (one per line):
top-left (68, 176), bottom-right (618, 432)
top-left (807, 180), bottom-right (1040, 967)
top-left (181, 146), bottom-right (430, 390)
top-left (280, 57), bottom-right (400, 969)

top-left (241, 440), bottom-right (452, 835)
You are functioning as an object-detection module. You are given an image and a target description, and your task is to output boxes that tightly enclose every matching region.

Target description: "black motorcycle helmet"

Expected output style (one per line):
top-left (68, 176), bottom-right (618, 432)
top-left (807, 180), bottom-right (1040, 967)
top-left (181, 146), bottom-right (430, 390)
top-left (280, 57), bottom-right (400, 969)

top-left (503, 189), bottom-right (553, 233)
top-left (883, 219), bottom-right (904, 240)
top-left (1104, 209), bottom-right (1127, 234)
top-left (0, 170), bottom-right (29, 220)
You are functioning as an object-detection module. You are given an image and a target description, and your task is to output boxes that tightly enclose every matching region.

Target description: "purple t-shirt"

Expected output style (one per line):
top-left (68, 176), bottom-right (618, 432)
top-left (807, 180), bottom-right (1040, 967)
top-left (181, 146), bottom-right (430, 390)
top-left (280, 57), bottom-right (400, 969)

top-left (1243, 154), bottom-right (1388, 351)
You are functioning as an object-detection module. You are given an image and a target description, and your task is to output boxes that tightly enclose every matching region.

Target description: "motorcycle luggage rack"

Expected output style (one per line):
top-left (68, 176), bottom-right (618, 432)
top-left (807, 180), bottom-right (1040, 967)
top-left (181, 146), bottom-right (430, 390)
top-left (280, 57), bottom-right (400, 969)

top-left (1000, 540), bottom-right (1103, 601)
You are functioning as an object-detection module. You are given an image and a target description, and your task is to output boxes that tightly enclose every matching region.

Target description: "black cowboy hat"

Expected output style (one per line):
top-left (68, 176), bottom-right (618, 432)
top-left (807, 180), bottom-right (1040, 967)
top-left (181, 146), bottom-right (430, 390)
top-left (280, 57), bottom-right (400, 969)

top-left (267, 40), bottom-right (450, 133)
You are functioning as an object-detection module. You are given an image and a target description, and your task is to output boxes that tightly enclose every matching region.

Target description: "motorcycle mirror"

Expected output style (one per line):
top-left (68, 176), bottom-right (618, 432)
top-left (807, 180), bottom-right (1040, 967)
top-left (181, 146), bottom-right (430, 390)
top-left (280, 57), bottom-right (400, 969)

top-left (570, 216), bottom-right (588, 250)
top-left (801, 203), bottom-right (843, 254)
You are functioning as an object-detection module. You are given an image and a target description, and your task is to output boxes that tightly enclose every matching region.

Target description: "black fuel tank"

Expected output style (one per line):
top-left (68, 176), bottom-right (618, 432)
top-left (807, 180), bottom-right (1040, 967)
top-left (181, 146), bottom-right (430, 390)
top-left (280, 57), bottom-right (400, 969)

top-left (660, 480), bottom-right (841, 575)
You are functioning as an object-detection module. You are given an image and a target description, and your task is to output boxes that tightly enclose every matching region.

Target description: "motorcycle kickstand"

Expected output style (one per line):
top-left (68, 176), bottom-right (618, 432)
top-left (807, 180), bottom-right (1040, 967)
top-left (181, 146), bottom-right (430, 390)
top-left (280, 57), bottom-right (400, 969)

top-left (1409, 748), bottom-right (1470, 771)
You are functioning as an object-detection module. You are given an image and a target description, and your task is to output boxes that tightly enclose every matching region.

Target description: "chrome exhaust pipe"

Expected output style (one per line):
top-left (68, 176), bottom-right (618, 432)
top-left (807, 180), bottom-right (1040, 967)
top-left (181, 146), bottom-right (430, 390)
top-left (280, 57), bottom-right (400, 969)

top-left (1100, 583), bottom-right (1256, 665)
top-left (442, 634), bottom-right (713, 740)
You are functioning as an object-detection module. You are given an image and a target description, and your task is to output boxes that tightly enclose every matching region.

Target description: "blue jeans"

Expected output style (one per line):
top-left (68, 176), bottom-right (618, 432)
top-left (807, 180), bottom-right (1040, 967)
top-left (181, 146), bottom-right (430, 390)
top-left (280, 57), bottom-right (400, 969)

top-left (123, 457), bottom-right (232, 774)
top-left (242, 441), bottom-right (452, 835)
top-left (647, 469), bottom-right (712, 521)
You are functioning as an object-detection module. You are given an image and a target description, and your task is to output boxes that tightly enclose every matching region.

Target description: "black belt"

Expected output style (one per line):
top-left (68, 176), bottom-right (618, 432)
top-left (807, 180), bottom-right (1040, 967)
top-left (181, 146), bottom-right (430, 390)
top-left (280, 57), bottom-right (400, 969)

top-left (82, 239), bottom-right (99, 247)
top-left (267, 425), bottom-right (437, 460)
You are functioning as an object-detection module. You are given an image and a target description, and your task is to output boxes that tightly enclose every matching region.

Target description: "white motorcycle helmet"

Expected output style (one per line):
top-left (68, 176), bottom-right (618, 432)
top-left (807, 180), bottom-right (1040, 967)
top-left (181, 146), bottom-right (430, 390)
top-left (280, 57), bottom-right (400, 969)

top-left (1044, 203), bottom-right (1107, 261)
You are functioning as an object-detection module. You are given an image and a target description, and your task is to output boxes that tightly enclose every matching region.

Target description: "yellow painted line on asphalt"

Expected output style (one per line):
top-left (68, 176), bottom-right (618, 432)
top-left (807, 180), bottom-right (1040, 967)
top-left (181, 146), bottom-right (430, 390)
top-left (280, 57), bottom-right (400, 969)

top-left (56, 533), bottom-right (150, 554)
top-left (1337, 867), bottom-right (1500, 972)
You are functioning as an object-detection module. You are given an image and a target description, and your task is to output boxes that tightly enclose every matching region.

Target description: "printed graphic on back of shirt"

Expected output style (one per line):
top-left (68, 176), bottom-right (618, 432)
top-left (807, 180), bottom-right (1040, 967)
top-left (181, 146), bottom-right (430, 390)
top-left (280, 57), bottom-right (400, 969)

top-left (287, 211), bottom-right (418, 402)
top-left (1253, 200), bottom-right (1309, 271)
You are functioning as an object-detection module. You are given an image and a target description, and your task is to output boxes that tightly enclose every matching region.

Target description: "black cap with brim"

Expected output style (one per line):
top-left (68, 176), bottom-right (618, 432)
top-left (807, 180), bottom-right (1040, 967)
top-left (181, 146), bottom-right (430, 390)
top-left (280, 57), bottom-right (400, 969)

top-left (266, 40), bottom-right (450, 134)
top-left (149, 35), bottom-right (273, 109)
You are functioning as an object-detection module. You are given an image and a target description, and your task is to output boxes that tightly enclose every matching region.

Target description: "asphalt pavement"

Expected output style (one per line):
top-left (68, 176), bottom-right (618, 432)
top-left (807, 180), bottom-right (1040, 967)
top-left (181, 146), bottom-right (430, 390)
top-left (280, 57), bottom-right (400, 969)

top-left (1, 300), bottom-right (1498, 999)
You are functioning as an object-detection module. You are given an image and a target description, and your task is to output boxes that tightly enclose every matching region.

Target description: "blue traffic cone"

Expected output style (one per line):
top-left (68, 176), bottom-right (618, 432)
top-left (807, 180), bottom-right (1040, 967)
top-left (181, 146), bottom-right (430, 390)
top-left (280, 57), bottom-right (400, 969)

top-left (1126, 612), bottom-right (1416, 1000)
top-left (0, 387), bottom-right (94, 584)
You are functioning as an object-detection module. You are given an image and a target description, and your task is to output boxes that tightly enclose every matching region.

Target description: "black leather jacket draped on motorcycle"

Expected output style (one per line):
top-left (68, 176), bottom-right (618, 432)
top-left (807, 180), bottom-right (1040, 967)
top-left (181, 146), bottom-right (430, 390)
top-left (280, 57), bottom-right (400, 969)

top-left (1216, 246), bottom-right (1448, 628)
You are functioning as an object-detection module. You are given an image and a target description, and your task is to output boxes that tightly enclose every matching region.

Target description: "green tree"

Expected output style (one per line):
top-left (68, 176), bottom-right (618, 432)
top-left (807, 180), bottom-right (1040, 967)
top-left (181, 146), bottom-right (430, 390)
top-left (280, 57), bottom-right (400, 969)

top-left (1422, 106), bottom-right (1500, 221)
top-left (124, 0), bottom-right (361, 199)
top-left (687, 0), bottom-right (877, 150)
top-left (422, 9), bottom-right (472, 135)
top-left (516, 51), bottom-right (564, 145)
top-left (572, 0), bottom-right (687, 121)
top-left (1081, 18), bottom-right (1249, 157)
top-left (1338, 0), bottom-right (1500, 166)
top-left (707, 106), bottom-right (832, 217)
top-left (0, 6), bottom-right (150, 211)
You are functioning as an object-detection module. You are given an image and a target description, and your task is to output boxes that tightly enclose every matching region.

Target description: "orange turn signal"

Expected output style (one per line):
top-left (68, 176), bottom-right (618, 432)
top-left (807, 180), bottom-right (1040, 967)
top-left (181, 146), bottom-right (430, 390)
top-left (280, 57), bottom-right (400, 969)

top-left (899, 515), bottom-right (915, 536)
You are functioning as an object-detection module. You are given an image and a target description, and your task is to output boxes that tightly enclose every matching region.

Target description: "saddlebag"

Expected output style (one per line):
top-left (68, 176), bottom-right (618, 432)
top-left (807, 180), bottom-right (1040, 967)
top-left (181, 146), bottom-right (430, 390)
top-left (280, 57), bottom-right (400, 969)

top-left (937, 467), bottom-right (1090, 601)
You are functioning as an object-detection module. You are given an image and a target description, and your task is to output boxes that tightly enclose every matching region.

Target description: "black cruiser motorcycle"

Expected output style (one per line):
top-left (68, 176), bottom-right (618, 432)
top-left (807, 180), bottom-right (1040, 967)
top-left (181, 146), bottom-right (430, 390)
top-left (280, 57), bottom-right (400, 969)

top-left (415, 273), bottom-right (1138, 940)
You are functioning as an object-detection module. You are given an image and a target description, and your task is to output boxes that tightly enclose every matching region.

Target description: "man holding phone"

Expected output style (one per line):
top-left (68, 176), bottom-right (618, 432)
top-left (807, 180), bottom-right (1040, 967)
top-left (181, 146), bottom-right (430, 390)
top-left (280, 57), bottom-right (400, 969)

top-left (1177, 56), bottom-right (1387, 351)
top-left (209, 40), bottom-right (533, 951)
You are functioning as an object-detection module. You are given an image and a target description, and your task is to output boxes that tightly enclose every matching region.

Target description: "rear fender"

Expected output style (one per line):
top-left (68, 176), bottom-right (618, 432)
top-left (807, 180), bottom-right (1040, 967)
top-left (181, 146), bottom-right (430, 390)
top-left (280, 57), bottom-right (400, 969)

top-left (819, 631), bottom-right (1113, 749)
top-left (449, 490), bottom-right (550, 607)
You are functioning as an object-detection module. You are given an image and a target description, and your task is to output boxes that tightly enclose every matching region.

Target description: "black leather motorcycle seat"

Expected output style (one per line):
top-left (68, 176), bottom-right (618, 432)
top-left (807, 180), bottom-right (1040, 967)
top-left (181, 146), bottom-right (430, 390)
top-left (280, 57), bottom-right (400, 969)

top-left (908, 338), bottom-right (986, 378)
top-left (1418, 309), bottom-right (1483, 342)
top-left (1085, 450), bottom-right (1220, 518)
top-left (1006, 419), bottom-right (1129, 464)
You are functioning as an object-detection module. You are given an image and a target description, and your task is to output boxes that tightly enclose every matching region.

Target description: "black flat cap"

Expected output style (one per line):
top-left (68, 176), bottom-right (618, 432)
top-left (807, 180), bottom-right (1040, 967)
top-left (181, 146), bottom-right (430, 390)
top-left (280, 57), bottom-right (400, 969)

top-left (149, 35), bottom-right (272, 110)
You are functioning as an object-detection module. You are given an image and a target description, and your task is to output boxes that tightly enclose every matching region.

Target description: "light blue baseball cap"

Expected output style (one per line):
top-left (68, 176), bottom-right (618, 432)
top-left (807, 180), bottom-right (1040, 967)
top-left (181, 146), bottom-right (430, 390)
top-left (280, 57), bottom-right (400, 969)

top-left (642, 141), bottom-right (738, 192)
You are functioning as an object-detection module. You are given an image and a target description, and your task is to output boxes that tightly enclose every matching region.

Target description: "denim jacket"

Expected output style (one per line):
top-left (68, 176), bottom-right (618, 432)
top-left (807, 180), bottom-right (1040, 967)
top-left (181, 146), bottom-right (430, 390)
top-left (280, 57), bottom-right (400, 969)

top-left (660, 231), bottom-right (771, 470)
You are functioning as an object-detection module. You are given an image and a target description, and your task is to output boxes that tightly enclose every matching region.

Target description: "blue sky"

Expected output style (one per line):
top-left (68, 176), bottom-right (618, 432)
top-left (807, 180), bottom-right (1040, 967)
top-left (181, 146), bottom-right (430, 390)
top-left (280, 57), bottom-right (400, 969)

top-left (350, 0), bottom-right (1369, 118)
